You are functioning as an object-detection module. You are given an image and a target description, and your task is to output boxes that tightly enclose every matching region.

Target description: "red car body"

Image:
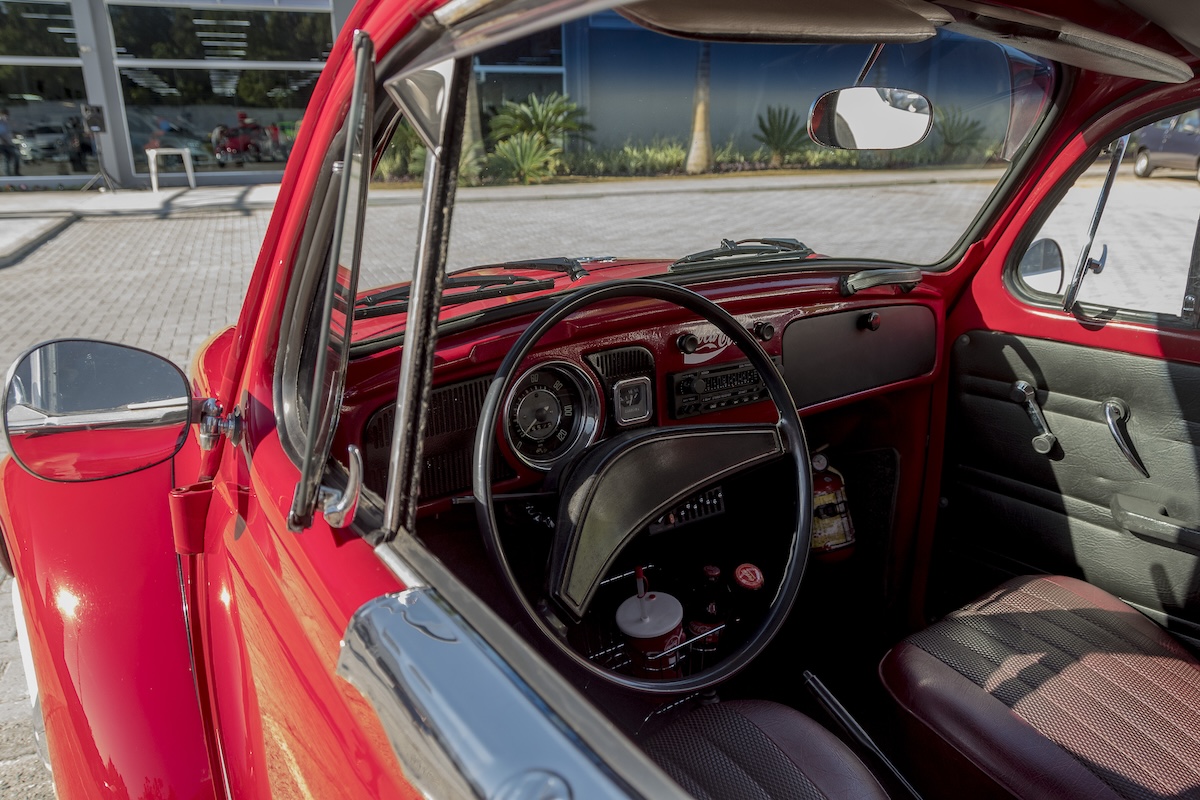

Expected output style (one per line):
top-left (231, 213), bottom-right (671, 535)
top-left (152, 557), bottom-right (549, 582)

top-left (3, 0), bottom-right (1200, 798)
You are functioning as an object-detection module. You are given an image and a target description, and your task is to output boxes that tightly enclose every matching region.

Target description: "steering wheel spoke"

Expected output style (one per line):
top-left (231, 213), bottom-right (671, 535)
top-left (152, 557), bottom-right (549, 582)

top-left (550, 423), bottom-right (786, 621)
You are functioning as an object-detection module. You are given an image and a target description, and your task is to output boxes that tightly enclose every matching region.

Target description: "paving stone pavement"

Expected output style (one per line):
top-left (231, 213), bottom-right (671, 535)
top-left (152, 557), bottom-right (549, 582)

top-left (0, 168), bottom-right (1194, 796)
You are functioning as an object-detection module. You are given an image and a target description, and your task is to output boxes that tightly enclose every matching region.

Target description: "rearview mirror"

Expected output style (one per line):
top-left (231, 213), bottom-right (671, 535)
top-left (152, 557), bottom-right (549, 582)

top-left (3, 339), bottom-right (191, 482)
top-left (808, 87), bottom-right (933, 150)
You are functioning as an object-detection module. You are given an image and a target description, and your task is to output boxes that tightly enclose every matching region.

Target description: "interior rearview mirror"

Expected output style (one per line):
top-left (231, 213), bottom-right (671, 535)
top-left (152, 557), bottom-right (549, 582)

top-left (808, 87), bottom-right (933, 150)
top-left (3, 339), bottom-right (191, 482)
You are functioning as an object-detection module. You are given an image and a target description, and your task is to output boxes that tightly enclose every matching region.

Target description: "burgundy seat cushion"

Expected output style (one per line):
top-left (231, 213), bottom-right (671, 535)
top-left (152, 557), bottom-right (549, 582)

top-left (880, 575), bottom-right (1200, 800)
top-left (645, 699), bottom-right (890, 799)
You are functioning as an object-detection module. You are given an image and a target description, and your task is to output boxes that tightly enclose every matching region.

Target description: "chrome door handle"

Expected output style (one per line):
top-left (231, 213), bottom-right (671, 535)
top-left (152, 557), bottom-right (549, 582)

top-left (1103, 398), bottom-right (1149, 478)
top-left (1010, 381), bottom-right (1057, 454)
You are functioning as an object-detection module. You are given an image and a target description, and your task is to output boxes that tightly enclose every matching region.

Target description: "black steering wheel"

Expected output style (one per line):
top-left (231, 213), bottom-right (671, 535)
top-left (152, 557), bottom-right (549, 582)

top-left (473, 280), bottom-right (812, 694)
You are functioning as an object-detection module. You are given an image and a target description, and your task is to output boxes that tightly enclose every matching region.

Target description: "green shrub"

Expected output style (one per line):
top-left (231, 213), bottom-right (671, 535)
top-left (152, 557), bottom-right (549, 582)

top-left (932, 105), bottom-right (986, 163)
top-left (485, 132), bottom-right (560, 184)
top-left (488, 92), bottom-right (591, 150)
top-left (753, 106), bottom-right (808, 168)
top-left (374, 118), bottom-right (422, 181)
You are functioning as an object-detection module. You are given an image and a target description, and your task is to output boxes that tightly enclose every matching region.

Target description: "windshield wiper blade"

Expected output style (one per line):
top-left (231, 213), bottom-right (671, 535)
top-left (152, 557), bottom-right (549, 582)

top-left (671, 238), bottom-right (814, 269)
top-left (462, 256), bottom-right (590, 281)
top-left (353, 275), bottom-right (556, 319)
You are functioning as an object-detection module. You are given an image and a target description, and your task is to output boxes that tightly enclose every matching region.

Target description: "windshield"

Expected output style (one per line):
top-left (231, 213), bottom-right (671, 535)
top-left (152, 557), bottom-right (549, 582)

top-left (354, 21), bottom-right (1055, 337)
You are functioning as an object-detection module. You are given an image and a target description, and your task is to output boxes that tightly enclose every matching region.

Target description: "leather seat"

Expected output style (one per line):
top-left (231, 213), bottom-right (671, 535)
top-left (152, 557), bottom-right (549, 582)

top-left (644, 698), bottom-right (890, 799)
top-left (880, 574), bottom-right (1200, 800)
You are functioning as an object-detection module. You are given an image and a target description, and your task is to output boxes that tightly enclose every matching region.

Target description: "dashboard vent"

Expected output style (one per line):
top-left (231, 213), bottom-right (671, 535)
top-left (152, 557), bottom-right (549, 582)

top-left (363, 375), bottom-right (514, 501)
top-left (587, 346), bottom-right (655, 382)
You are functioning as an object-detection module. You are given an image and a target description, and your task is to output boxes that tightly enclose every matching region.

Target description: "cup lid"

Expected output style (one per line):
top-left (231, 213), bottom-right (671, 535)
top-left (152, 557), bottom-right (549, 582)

top-left (615, 591), bottom-right (683, 639)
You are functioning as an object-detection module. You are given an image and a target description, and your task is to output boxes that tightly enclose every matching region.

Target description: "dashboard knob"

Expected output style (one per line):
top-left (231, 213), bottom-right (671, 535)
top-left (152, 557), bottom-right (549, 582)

top-left (692, 377), bottom-right (708, 393)
top-left (677, 333), bottom-right (699, 354)
top-left (857, 311), bottom-right (882, 331)
top-left (753, 321), bottom-right (775, 341)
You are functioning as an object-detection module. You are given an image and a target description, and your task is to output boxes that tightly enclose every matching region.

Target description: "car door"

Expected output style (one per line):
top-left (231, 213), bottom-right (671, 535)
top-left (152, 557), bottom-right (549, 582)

top-left (171, 29), bottom-right (419, 798)
top-left (935, 101), bottom-right (1200, 647)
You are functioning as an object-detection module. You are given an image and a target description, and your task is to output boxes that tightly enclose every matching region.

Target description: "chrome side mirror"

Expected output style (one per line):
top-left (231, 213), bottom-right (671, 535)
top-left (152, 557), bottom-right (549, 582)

top-left (3, 339), bottom-right (190, 482)
top-left (808, 87), bottom-right (933, 150)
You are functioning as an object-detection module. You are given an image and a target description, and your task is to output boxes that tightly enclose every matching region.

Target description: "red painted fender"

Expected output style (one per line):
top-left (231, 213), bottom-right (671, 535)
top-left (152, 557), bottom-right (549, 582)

top-left (0, 456), bottom-right (217, 800)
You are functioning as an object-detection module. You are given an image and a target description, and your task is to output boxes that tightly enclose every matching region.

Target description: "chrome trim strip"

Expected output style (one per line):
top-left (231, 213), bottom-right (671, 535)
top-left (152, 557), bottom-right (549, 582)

top-left (1062, 133), bottom-right (1129, 311)
top-left (368, 536), bottom-right (690, 799)
top-left (337, 587), bottom-right (634, 799)
top-left (386, 0), bottom-right (628, 87)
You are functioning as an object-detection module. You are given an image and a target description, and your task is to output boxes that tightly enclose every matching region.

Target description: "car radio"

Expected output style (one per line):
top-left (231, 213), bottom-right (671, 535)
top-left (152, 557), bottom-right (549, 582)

top-left (669, 356), bottom-right (783, 418)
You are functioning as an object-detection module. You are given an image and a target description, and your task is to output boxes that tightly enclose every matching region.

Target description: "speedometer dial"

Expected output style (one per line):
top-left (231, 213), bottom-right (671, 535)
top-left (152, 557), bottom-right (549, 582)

top-left (505, 362), bottom-right (599, 469)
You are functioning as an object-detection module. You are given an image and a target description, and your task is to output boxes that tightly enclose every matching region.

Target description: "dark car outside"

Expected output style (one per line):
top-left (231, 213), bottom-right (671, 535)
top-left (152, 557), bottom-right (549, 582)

top-left (1133, 107), bottom-right (1200, 182)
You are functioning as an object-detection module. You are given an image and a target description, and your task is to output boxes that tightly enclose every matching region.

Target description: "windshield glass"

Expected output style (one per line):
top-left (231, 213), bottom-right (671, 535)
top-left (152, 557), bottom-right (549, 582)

top-left (355, 20), bottom-right (1055, 337)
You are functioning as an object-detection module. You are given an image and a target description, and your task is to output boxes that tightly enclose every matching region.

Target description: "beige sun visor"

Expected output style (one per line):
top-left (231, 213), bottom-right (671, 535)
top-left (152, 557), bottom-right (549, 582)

top-left (938, 0), bottom-right (1192, 83)
top-left (617, 0), bottom-right (1190, 81)
top-left (618, 0), bottom-right (953, 43)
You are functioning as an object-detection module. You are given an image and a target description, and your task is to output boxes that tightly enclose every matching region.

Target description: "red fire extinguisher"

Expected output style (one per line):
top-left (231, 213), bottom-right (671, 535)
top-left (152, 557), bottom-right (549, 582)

top-left (811, 452), bottom-right (855, 561)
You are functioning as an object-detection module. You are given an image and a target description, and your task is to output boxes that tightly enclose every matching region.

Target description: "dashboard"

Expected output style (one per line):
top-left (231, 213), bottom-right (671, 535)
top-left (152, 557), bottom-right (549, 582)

top-left (353, 293), bottom-right (939, 508)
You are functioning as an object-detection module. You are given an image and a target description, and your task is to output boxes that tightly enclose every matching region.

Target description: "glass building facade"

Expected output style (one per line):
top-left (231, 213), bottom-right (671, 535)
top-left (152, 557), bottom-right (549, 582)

top-left (0, 0), bottom-right (345, 186)
top-left (0, 0), bottom-right (570, 188)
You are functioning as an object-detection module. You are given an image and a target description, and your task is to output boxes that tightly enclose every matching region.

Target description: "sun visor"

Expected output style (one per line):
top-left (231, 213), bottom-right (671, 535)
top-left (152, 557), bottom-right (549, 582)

top-left (1117, 0), bottom-right (1200, 59)
top-left (938, 0), bottom-right (1192, 83)
top-left (617, 0), bottom-right (953, 44)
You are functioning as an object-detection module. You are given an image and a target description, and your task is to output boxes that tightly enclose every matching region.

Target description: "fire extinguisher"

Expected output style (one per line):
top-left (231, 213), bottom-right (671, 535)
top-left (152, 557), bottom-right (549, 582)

top-left (811, 452), bottom-right (855, 561)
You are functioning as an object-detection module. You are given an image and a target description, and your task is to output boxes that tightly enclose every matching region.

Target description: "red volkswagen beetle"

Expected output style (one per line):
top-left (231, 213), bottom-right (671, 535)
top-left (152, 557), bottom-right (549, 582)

top-left (4, 0), bottom-right (1200, 798)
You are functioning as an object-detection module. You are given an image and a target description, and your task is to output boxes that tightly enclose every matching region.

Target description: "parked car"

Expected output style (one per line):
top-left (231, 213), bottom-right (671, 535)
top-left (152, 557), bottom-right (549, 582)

top-left (22, 124), bottom-right (67, 161)
top-left (1133, 107), bottom-right (1200, 181)
top-left (11, 132), bottom-right (34, 163)
top-left (4, 0), bottom-right (1200, 799)
top-left (128, 115), bottom-right (214, 168)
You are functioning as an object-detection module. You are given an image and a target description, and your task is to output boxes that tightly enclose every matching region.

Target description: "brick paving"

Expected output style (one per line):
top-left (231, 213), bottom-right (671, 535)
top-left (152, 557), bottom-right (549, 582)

top-left (0, 169), bottom-right (1194, 795)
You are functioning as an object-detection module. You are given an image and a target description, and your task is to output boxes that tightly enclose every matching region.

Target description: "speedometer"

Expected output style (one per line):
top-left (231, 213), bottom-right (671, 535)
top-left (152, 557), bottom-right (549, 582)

top-left (505, 362), bottom-right (599, 469)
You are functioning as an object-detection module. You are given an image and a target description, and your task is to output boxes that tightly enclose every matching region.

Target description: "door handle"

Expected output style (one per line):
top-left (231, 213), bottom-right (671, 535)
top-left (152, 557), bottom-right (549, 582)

top-left (1103, 398), bottom-right (1149, 478)
top-left (1111, 493), bottom-right (1200, 554)
top-left (1010, 380), bottom-right (1057, 454)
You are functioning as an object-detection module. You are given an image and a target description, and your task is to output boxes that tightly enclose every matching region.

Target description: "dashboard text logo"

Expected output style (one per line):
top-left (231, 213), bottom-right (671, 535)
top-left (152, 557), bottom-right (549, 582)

top-left (683, 331), bottom-right (732, 364)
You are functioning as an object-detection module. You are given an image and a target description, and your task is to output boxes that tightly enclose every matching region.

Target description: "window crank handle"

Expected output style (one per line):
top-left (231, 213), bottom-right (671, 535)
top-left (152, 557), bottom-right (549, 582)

top-left (1011, 380), bottom-right (1057, 455)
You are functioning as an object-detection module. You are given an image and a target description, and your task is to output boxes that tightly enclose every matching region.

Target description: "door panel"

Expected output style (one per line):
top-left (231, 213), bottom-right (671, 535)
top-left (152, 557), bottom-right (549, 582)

top-left (941, 330), bottom-right (1200, 635)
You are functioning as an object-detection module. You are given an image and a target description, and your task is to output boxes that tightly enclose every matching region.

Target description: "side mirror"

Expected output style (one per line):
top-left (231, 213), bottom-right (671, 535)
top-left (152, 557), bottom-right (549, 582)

top-left (1017, 238), bottom-right (1065, 295)
top-left (808, 87), bottom-right (933, 150)
top-left (4, 339), bottom-right (191, 482)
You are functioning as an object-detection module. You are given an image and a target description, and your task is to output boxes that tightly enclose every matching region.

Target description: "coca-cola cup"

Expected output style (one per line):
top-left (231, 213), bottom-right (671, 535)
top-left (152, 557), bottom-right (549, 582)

top-left (615, 590), bottom-right (684, 679)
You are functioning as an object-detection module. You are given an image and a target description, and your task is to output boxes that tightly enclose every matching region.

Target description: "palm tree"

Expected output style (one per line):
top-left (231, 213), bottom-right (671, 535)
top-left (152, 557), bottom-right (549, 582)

top-left (685, 43), bottom-right (712, 175)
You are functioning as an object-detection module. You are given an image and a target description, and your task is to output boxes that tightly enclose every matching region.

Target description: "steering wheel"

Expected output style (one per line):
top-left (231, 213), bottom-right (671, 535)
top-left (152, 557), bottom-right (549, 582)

top-left (473, 280), bottom-right (812, 694)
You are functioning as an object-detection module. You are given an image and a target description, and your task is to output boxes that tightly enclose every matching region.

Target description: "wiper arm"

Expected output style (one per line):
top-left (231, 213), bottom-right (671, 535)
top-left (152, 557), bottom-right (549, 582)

top-left (353, 275), bottom-right (555, 319)
top-left (479, 257), bottom-right (590, 281)
top-left (671, 238), bottom-right (814, 269)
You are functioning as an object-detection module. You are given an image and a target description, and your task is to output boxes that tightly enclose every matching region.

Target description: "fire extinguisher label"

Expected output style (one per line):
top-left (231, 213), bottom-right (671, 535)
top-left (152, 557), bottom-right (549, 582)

top-left (812, 487), bottom-right (855, 551)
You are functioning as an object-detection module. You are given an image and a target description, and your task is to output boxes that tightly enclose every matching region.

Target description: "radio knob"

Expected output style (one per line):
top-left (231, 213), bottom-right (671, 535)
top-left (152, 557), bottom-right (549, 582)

top-left (692, 377), bottom-right (708, 393)
top-left (677, 333), bottom-right (699, 354)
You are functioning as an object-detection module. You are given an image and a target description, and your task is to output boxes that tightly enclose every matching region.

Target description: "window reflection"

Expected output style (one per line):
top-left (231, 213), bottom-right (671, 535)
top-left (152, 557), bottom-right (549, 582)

top-left (0, 0), bottom-right (78, 58)
top-left (118, 67), bottom-right (318, 173)
top-left (108, 5), bottom-right (333, 63)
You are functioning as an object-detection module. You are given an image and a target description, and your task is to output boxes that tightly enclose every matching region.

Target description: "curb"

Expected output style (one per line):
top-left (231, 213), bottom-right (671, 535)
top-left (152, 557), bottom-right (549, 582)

top-left (0, 215), bottom-right (77, 270)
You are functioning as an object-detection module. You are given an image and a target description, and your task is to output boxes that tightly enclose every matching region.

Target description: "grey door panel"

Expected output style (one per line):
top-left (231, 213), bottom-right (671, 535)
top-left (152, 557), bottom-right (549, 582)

top-left (944, 330), bottom-right (1200, 628)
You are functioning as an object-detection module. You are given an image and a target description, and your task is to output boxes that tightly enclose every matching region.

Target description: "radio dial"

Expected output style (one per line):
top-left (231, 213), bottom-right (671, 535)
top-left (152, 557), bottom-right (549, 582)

top-left (692, 377), bottom-right (708, 393)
